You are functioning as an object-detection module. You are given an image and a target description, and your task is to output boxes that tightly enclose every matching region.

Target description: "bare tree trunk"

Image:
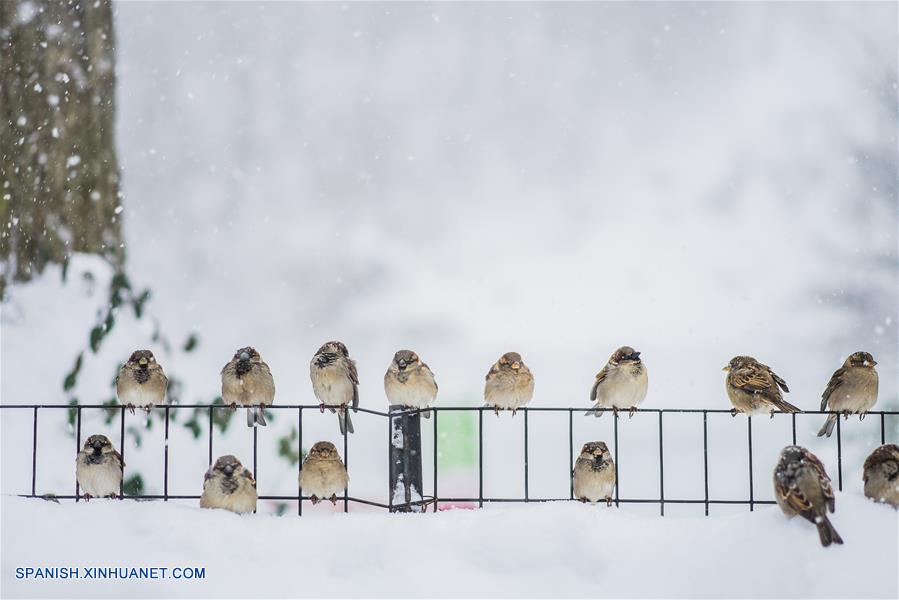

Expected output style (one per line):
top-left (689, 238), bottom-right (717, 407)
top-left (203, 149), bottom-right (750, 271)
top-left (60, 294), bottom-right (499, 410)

top-left (0, 0), bottom-right (123, 299)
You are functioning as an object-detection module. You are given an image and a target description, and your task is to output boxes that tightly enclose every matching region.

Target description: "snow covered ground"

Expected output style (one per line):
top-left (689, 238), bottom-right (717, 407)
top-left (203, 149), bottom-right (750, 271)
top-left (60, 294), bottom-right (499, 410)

top-left (1, 493), bottom-right (896, 598)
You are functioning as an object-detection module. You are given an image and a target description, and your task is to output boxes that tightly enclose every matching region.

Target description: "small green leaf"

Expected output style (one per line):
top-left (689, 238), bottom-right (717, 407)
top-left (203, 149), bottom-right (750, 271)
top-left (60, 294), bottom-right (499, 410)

top-left (89, 326), bottom-right (104, 352)
top-left (182, 333), bottom-right (199, 353)
top-left (63, 352), bottom-right (84, 391)
top-left (123, 474), bottom-right (144, 496)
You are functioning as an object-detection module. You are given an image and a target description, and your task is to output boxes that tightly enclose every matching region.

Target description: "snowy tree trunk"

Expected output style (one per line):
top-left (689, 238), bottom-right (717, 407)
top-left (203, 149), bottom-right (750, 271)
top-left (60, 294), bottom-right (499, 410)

top-left (0, 0), bottom-right (123, 298)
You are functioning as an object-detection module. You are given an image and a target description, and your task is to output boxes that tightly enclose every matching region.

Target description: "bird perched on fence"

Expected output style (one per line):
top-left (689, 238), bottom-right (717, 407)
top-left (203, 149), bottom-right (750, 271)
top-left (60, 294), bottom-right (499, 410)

top-left (863, 444), bottom-right (899, 508)
top-left (384, 350), bottom-right (437, 418)
top-left (773, 445), bottom-right (843, 547)
top-left (586, 346), bottom-right (648, 418)
top-left (816, 351), bottom-right (879, 438)
top-left (484, 352), bottom-right (534, 416)
top-left (310, 341), bottom-right (359, 435)
top-left (221, 346), bottom-right (275, 427)
top-left (116, 350), bottom-right (167, 414)
top-left (76, 434), bottom-right (124, 500)
top-left (723, 356), bottom-right (799, 417)
top-left (200, 455), bottom-right (257, 514)
top-left (299, 441), bottom-right (349, 505)
top-left (573, 441), bottom-right (616, 506)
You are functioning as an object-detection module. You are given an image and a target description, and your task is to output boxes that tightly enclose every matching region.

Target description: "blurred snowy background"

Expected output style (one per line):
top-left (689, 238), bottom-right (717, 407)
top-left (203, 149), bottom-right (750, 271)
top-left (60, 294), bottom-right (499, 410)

top-left (2, 0), bottom-right (897, 529)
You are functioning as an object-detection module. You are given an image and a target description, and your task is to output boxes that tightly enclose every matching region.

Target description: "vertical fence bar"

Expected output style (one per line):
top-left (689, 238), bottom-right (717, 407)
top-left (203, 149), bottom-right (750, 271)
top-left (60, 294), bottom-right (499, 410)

top-left (881, 413), bottom-right (886, 444)
top-left (208, 407), bottom-right (214, 465)
top-left (433, 409), bottom-right (439, 513)
top-left (478, 408), bottom-right (484, 509)
top-left (343, 423), bottom-right (348, 513)
top-left (747, 416), bottom-right (754, 512)
top-left (75, 406), bottom-right (82, 501)
top-left (613, 412), bottom-right (620, 507)
top-left (298, 408), bottom-right (303, 516)
top-left (658, 411), bottom-right (664, 516)
top-left (791, 413), bottom-right (797, 445)
top-left (253, 425), bottom-right (259, 493)
top-left (523, 408), bottom-right (529, 502)
top-left (164, 406), bottom-right (170, 501)
top-left (836, 416), bottom-right (842, 491)
top-left (119, 407), bottom-right (125, 498)
top-left (568, 409), bottom-right (574, 500)
top-left (388, 412), bottom-right (394, 513)
top-left (31, 407), bottom-right (38, 497)
top-left (702, 410), bottom-right (709, 516)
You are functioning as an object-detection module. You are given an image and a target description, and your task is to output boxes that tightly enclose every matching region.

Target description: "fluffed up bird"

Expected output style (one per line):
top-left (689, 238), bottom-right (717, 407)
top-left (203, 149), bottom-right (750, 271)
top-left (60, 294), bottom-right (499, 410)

top-left (200, 455), bottom-right (257, 514)
top-left (221, 346), bottom-right (275, 427)
top-left (484, 352), bottom-right (534, 416)
top-left (310, 341), bottom-right (359, 435)
top-left (586, 346), bottom-right (648, 418)
top-left (76, 435), bottom-right (124, 500)
top-left (116, 350), bottom-right (168, 414)
top-left (299, 441), bottom-right (349, 505)
top-left (863, 444), bottom-right (899, 508)
top-left (573, 441), bottom-right (616, 506)
top-left (773, 445), bottom-right (843, 547)
top-left (724, 356), bottom-right (799, 417)
top-left (817, 351), bottom-right (879, 438)
top-left (384, 350), bottom-right (437, 418)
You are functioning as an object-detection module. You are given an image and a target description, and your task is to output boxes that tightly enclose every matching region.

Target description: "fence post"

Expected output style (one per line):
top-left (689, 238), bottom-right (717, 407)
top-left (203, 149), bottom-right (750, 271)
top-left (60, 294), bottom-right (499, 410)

top-left (389, 405), bottom-right (423, 513)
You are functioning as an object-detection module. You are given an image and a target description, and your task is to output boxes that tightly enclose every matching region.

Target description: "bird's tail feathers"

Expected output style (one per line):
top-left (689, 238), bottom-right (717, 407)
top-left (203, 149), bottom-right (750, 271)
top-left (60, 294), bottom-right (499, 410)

top-left (338, 409), bottom-right (354, 435)
top-left (817, 414), bottom-right (837, 438)
top-left (816, 515), bottom-right (844, 547)
top-left (772, 399), bottom-right (801, 414)
top-left (247, 406), bottom-right (267, 427)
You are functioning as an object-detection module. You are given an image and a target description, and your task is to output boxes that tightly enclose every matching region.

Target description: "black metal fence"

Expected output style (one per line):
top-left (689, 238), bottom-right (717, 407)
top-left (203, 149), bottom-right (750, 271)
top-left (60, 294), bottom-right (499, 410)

top-left (2, 404), bottom-right (896, 516)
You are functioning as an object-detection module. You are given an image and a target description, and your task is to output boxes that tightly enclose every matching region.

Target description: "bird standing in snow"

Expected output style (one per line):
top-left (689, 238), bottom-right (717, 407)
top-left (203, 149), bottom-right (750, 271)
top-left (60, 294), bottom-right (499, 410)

top-left (384, 350), bottom-right (437, 418)
top-left (116, 350), bottom-right (168, 414)
top-left (573, 441), bottom-right (616, 506)
top-left (221, 346), bottom-right (275, 427)
top-left (724, 356), bottom-right (799, 417)
top-left (863, 444), bottom-right (899, 508)
top-left (200, 455), bottom-right (257, 514)
top-left (816, 351), bottom-right (878, 437)
top-left (773, 445), bottom-right (843, 547)
top-left (76, 435), bottom-right (124, 500)
top-left (310, 341), bottom-right (359, 435)
top-left (299, 441), bottom-right (349, 505)
top-left (586, 346), bottom-right (648, 418)
top-left (484, 352), bottom-right (534, 416)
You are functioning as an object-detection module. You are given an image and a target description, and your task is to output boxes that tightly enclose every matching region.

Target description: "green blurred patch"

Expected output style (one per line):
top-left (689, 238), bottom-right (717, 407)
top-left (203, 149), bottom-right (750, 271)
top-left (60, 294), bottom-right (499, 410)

top-left (436, 408), bottom-right (476, 469)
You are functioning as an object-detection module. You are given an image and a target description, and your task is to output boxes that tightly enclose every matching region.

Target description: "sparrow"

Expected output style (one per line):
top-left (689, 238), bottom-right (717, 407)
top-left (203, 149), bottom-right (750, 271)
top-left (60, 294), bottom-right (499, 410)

top-left (586, 346), bottom-right (648, 418)
top-left (573, 441), bottom-right (616, 506)
top-left (221, 346), bottom-right (275, 427)
top-left (724, 356), bottom-right (799, 417)
top-left (817, 351), bottom-right (879, 437)
top-left (116, 350), bottom-right (168, 414)
top-left (310, 341), bottom-right (359, 435)
top-left (484, 352), bottom-right (534, 416)
top-left (76, 434), bottom-right (124, 500)
top-left (200, 455), bottom-right (257, 514)
top-left (299, 441), bottom-right (349, 505)
top-left (384, 350), bottom-right (437, 418)
top-left (862, 444), bottom-right (899, 508)
top-left (773, 445), bottom-right (843, 547)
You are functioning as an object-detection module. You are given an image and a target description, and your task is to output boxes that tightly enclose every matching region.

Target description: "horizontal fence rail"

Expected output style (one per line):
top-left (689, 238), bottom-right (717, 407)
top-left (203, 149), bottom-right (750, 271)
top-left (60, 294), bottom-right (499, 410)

top-left (1, 404), bottom-right (895, 516)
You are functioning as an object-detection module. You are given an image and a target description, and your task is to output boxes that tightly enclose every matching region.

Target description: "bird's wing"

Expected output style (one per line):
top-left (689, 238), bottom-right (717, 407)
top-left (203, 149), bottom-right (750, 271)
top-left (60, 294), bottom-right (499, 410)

top-left (485, 363), bottom-right (499, 382)
top-left (348, 359), bottom-right (360, 410)
top-left (803, 451), bottom-right (836, 512)
top-left (113, 450), bottom-right (125, 470)
top-left (243, 469), bottom-right (257, 488)
top-left (776, 473), bottom-right (814, 517)
top-left (763, 364), bottom-right (790, 393)
top-left (422, 362), bottom-right (438, 392)
top-left (820, 367), bottom-right (846, 411)
top-left (589, 366), bottom-right (609, 402)
top-left (730, 366), bottom-right (773, 393)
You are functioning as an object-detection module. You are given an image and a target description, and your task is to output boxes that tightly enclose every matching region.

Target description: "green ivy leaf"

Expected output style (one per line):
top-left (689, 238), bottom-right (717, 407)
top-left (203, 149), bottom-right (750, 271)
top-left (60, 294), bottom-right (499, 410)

top-left (182, 333), bottom-right (199, 353)
top-left (89, 325), bottom-right (104, 352)
top-left (123, 474), bottom-right (144, 496)
top-left (63, 352), bottom-right (83, 391)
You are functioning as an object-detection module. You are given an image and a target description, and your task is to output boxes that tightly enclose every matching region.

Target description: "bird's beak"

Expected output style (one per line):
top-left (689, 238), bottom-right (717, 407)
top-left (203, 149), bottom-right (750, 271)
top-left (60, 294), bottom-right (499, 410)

top-left (630, 352), bottom-right (641, 360)
top-left (869, 360), bottom-right (877, 366)
top-left (398, 360), bottom-right (407, 369)
top-left (511, 362), bottom-right (521, 370)
top-left (239, 352), bottom-right (250, 361)
top-left (138, 358), bottom-right (148, 366)
top-left (92, 440), bottom-right (104, 450)
top-left (722, 366), bottom-right (730, 372)
top-left (223, 465), bottom-right (234, 476)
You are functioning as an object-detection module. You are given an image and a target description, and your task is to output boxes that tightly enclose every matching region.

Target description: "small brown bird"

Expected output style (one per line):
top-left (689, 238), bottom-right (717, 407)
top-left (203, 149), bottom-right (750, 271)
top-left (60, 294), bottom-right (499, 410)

top-left (817, 351), bottom-right (879, 437)
top-left (724, 356), bottom-right (799, 417)
top-left (573, 441), bottom-right (616, 506)
top-left (116, 350), bottom-right (168, 414)
top-left (863, 444), bottom-right (899, 508)
top-left (221, 346), bottom-right (275, 427)
top-left (310, 341), bottom-right (359, 435)
top-left (773, 445), bottom-right (843, 547)
top-left (76, 434), bottom-right (124, 500)
top-left (299, 441), bottom-right (349, 505)
top-left (587, 346), bottom-right (648, 418)
top-left (484, 352), bottom-right (534, 416)
top-left (384, 350), bottom-right (438, 418)
top-left (200, 455), bottom-right (257, 514)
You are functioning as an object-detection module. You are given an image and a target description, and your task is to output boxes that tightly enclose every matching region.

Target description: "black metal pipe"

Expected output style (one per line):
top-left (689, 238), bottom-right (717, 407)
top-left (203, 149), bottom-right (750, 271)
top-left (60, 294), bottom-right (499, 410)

top-left (75, 406), bottom-right (81, 501)
top-left (298, 407), bottom-right (303, 516)
top-left (164, 406), bottom-right (170, 501)
top-left (791, 413), bottom-right (797, 445)
top-left (703, 410), bottom-right (709, 516)
top-left (119, 407), bottom-right (125, 499)
top-left (836, 416), bottom-right (842, 491)
top-left (568, 409), bottom-right (573, 500)
top-left (523, 408), bottom-right (529, 503)
top-left (747, 416), bottom-right (754, 512)
top-left (478, 408), bottom-right (484, 509)
top-left (208, 406), bottom-right (213, 466)
top-left (433, 409), bottom-right (438, 513)
top-left (31, 407), bottom-right (38, 496)
top-left (614, 412), bottom-right (620, 507)
top-left (343, 422), bottom-right (349, 513)
top-left (658, 411), bottom-right (664, 516)
top-left (881, 413), bottom-right (886, 444)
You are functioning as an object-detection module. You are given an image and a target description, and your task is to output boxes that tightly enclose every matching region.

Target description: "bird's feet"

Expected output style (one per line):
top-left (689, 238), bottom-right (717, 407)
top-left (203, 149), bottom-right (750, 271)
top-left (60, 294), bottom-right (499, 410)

top-left (859, 412), bottom-right (866, 421)
top-left (494, 406), bottom-right (500, 417)
top-left (310, 495), bottom-right (320, 505)
top-left (319, 403), bottom-right (326, 414)
top-left (83, 494), bottom-right (92, 502)
top-left (578, 497), bottom-right (587, 503)
top-left (108, 493), bottom-right (118, 500)
top-left (228, 403), bottom-right (237, 411)
top-left (330, 494), bottom-right (338, 506)
top-left (606, 497), bottom-right (613, 507)
top-left (127, 404), bottom-right (135, 415)
top-left (843, 411), bottom-right (850, 421)
top-left (628, 406), bottom-right (637, 419)
top-left (731, 408), bottom-right (739, 417)
top-left (512, 409), bottom-right (518, 418)
top-left (769, 410), bottom-right (775, 420)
